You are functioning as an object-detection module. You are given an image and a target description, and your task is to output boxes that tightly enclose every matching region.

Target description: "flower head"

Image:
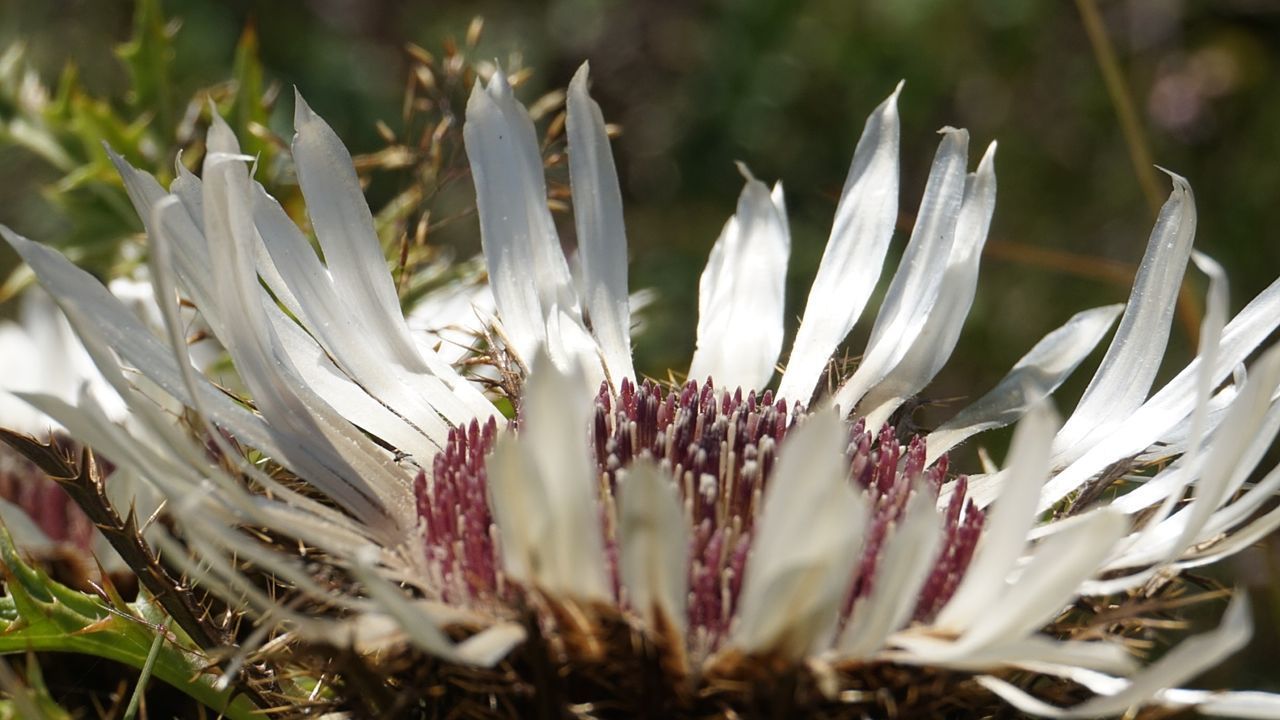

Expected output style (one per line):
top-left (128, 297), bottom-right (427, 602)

top-left (4, 62), bottom-right (1280, 718)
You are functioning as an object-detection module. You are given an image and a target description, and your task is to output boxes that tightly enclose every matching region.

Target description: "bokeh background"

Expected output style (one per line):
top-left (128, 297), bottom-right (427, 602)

top-left (2, 0), bottom-right (1279, 696)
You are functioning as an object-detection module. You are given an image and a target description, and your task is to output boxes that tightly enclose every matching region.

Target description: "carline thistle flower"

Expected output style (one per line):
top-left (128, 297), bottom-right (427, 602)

top-left (5, 60), bottom-right (1280, 718)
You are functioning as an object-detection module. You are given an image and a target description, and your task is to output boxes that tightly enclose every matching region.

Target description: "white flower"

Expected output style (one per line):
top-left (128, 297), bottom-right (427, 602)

top-left (0, 287), bottom-right (125, 434)
top-left (4, 62), bottom-right (1280, 717)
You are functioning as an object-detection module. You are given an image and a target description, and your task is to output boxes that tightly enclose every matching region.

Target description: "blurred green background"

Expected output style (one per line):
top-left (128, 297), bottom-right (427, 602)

top-left (2, 0), bottom-right (1279, 695)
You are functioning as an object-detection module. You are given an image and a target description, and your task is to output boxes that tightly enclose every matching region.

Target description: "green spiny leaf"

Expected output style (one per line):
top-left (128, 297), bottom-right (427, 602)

top-left (231, 24), bottom-right (273, 167)
top-left (0, 524), bottom-right (260, 719)
top-left (0, 654), bottom-right (73, 720)
top-left (115, 0), bottom-right (176, 140)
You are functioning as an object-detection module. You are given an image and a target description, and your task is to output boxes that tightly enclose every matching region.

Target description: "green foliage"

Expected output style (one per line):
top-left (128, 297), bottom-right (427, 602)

top-left (115, 0), bottom-right (177, 140)
top-left (0, 655), bottom-right (72, 720)
top-left (0, 0), bottom-right (280, 299)
top-left (230, 25), bottom-right (274, 169)
top-left (0, 525), bottom-right (259, 719)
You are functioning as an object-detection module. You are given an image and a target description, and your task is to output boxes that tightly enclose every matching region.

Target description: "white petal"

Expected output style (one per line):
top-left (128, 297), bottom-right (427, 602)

top-left (106, 144), bottom-right (169, 227)
top-left (956, 508), bottom-right (1125, 652)
top-left (778, 84), bottom-right (901, 405)
top-left (857, 141), bottom-right (997, 429)
top-left (463, 72), bottom-right (583, 364)
top-left (981, 594), bottom-right (1253, 718)
top-left (730, 410), bottom-right (866, 659)
top-left (892, 634), bottom-right (1132, 675)
top-left (833, 128), bottom-right (970, 416)
top-left (171, 165), bottom-right (304, 322)
top-left (266, 302), bottom-right (444, 458)
top-left (487, 349), bottom-right (609, 599)
top-left (1101, 252), bottom-right (1229, 553)
top-left (169, 154), bottom-right (205, 232)
top-left (1156, 689), bottom-right (1280, 719)
top-left (837, 486), bottom-right (942, 657)
top-left (292, 96), bottom-right (424, 366)
top-left (927, 304), bottom-right (1123, 464)
top-left (521, 349), bottom-right (610, 597)
top-left (6, 243), bottom-right (370, 551)
top-left (106, 148), bottom-right (221, 319)
top-left (616, 460), bottom-right (690, 637)
top-left (545, 304), bottom-right (607, 392)
top-left (289, 102), bottom-right (497, 422)
top-left (567, 63), bottom-right (635, 387)
top-left (351, 547), bottom-right (525, 665)
top-left (1088, 375), bottom-right (1280, 579)
top-left (935, 400), bottom-right (1055, 630)
top-left (688, 170), bottom-right (789, 390)
top-left (485, 435), bottom-right (553, 591)
top-left (1053, 174), bottom-right (1197, 459)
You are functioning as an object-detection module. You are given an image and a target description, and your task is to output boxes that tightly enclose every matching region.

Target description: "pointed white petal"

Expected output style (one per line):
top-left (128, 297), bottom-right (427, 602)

top-left (981, 594), bottom-right (1253, 718)
top-left (1156, 689), bottom-right (1280, 719)
top-left (935, 400), bottom-right (1055, 630)
top-left (927, 304), bottom-right (1123, 464)
top-left (105, 144), bottom-right (169, 226)
top-left (292, 96), bottom-right (424, 364)
top-left (956, 508), bottom-right (1125, 651)
top-left (6, 229), bottom-right (371, 549)
top-left (487, 349), bottom-right (609, 599)
top-left (169, 165), bottom-right (305, 323)
top-left (1040, 269), bottom-right (1280, 509)
top-left (290, 101), bottom-right (497, 421)
top-left (567, 63), bottom-right (635, 387)
top-left (1103, 252), bottom-right (1230, 554)
top-left (892, 634), bottom-right (1132, 675)
top-left (351, 547), bottom-right (524, 665)
top-left (731, 410), bottom-right (866, 659)
top-left (858, 141), bottom-right (997, 429)
top-left (1054, 174), bottom-right (1197, 458)
top-left (975, 676), bottom-right (1082, 718)
top-left (165, 172), bottom-right (447, 462)
top-left (463, 72), bottom-right (583, 364)
top-left (838, 486), bottom-right (942, 657)
top-left (778, 84), bottom-right (901, 405)
top-left (485, 434), bottom-right (553, 590)
top-left (688, 171), bottom-right (790, 390)
top-left (617, 460), bottom-right (690, 637)
top-left (833, 128), bottom-right (970, 416)
top-left (267, 303), bottom-right (444, 457)
top-left (169, 154), bottom-right (205, 232)
top-left (1083, 352), bottom-right (1280, 576)
top-left (521, 349), bottom-right (610, 598)
top-left (106, 148), bottom-right (222, 321)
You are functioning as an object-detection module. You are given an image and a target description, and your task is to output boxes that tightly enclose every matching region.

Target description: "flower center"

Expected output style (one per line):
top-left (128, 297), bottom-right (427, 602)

top-left (414, 378), bottom-right (986, 654)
